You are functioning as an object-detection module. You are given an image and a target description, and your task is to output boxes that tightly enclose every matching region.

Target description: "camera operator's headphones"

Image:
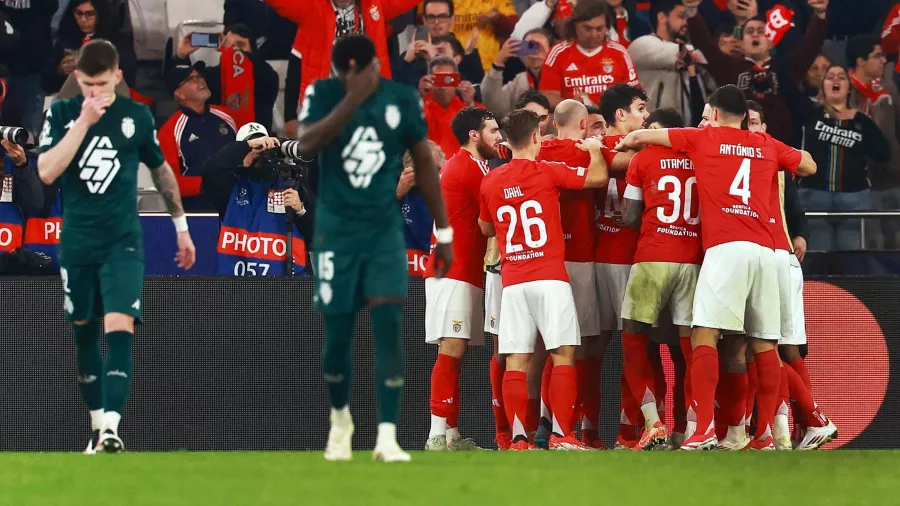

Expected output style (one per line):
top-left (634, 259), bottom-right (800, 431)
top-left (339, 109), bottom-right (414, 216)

top-left (236, 122), bottom-right (268, 142)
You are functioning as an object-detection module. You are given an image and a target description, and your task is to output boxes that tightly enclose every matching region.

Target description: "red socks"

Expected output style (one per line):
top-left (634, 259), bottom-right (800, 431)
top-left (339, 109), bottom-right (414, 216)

top-left (719, 371), bottom-right (748, 427)
top-left (574, 360), bottom-right (586, 426)
top-left (788, 357), bottom-right (812, 391)
top-left (622, 332), bottom-right (655, 407)
top-left (430, 354), bottom-right (460, 421)
top-left (540, 356), bottom-right (553, 419)
top-left (785, 362), bottom-right (827, 427)
top-left (620, 371), bottom-right (644, 429)
top-left (672, 355), bottom-right (687, 434)
top-left (680, 337), bottom-right (693, 409)
top-left (746, 361), bottom-right (757, 427)
top-left (690, 345), bottom-right (718, 436)
top-left (581, 357), bottom-right (603, 440)
top-left (526, 398), bottom-right (540, 434)
top-left (502, 371), bottom-right (528, 441)
top-left (550, 365), bottom-right (578, 436)
top-left (754, 350), bottom-right (780, 440)
top-left (490, 357), bottom-right (508, 432)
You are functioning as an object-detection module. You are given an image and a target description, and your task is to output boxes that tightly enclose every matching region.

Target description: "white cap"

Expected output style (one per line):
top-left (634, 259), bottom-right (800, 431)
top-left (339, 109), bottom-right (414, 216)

top-left (236, 122), bottom-right (268, 142)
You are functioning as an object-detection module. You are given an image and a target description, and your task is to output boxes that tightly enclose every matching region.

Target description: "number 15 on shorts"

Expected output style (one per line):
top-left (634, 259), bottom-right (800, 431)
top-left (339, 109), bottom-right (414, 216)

top-left (317, 251), bottom-right (335, 306)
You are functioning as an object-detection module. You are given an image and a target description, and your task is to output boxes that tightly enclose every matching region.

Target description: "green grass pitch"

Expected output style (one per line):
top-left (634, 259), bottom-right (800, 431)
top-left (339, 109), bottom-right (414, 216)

top-left (2, 451), bottom-right (898, 505)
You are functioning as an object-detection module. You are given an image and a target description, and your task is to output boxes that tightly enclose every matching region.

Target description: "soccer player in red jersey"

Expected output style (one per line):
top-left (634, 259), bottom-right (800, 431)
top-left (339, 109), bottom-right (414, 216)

top-left (616, 85), bottom-right (817, 451)
top-left (745, 101), bottom-right (837, 450)
top-left (424, 107), bottom-right (503, 451)
top-left (540, 1), bottom-right (640, 109)
top-left (586, 105), bottom-right (607, 138)
top-left (619, 108), bottom-right (701, 451)
top-left (478, 109), bottom-right (609, 451)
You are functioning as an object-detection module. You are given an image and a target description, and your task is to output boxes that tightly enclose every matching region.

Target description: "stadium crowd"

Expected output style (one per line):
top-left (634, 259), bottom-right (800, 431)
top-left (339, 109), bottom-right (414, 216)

top-left (0, 0), bottom-right (896, 451)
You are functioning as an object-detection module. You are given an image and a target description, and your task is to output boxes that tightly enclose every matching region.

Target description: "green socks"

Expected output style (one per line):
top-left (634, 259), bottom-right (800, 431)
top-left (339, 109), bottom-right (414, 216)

top-left (103, 331), bottom-right (133, 414)
top-left (322, 313), bottom-right (356, 410)
top-left (73, 321), bottom-right (103, 411)
top-left (371, 303), bottom-right (404, 425)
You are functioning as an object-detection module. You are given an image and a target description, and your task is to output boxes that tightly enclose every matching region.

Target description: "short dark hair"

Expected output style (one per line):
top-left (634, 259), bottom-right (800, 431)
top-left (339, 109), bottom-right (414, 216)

top-left (224, 23), bottom-right (255, 51)
top-left (523, 27), bottom-right (555, 46)
top-left (433, 34), bottom-right (464, 58)
top-left (503, 109), bottom-right (540, 149)
top-left (76, 39), bottom-right (119, 75)
top-left (423, 0), bottom-right (454, 17)
top-left (429, 56), bottom-right (459, 73)
top-left (708, 84), bottom-right (748, 119)
top-left (746, 99), bottom-right (765, 124)
top-left (565, 0), bottom-right (614, 41)
top-left (514, 90), bottom-right (551, 112)
top-left (585, 105), bottom-right (602, 116)
top-left (451, 107), bottom-right (495, 146)
top-left (646, 108), bottom-right (684, 129)
top-left (600, 84), bottom-right (648, 125)
top-left (846, 34), bottom-right (881, 69)
top-left (650, 0), bottom-right (681, 29)
top-left (332, 34), bottom-right (377, 75)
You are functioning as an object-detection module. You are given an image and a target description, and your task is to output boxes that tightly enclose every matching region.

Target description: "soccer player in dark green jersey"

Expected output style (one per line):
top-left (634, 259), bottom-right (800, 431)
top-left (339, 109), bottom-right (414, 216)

top-left (296, 35), bottom-right (452, 462)
top-left (37, 40), bottom-right (197, 454)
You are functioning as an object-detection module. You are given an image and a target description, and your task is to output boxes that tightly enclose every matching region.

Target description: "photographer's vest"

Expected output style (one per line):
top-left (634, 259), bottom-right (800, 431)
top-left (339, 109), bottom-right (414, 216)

top-left (402, 191), bottom-right (432, 277)
top-left (0, 160), bottom-right (24, 255)
top-left (23, 193), bottom-right (63, 267)
top-left (220, 47), bottom-right (256, 129)
top-left (216, 177), bottom-right (307, 276)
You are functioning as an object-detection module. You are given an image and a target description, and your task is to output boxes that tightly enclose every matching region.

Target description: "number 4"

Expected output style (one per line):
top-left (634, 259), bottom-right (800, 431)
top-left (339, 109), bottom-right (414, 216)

top-left (730, 158), bottom-right (751, 205)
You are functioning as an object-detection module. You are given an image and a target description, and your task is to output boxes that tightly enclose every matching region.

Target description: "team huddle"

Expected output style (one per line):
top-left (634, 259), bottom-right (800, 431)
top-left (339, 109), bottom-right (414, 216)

top-left (423, 84), bottom-right (838, 452)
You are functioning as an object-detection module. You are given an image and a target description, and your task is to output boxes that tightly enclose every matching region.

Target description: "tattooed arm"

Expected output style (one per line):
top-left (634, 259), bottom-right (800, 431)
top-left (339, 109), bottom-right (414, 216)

top-left (150, 162), bottom-right (186, 217)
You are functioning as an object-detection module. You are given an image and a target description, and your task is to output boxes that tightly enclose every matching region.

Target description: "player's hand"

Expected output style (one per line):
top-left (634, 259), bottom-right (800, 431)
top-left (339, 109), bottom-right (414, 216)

top-left (458, 81), bottom-right (476, 106)
top-left (808, 0), bottom-right (828, 18)
top-left (577, 136), bottom-right (606, 153)
top-left (77, 94), bottom-right (112, 128)
top-left (494, 38), bottom-right (521, 66)
top-left (792, 236), bottom-right (807, 262)
top-left (419, 74), bottom-right (435, 97)
top-left (431, 242), bottom-right (453, 278)
top-left (283, 188), bottom-right (304, 212)
top-left (175, 230), bottom-right (196, 270)
top-left (345, 58), bottom-right (382, 104)
top-left (1, 140), bottom-right (27, 166)
top-left (614, 132), bottom-right (641, 151)
top-left (176, 33), bottom-right (201, 59)
top-left (248, 136), bottom-right (280, 152)
top-left (396, 167), bottom-right (416, 200)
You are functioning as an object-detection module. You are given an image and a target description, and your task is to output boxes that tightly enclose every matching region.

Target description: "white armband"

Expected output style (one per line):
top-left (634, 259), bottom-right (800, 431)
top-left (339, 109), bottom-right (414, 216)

top-left (623, 184), bottom-right (644, 201)
top-left (435, 227), bottom-right (454, 244)
top-left (173, 215), bottom-right (189, 233)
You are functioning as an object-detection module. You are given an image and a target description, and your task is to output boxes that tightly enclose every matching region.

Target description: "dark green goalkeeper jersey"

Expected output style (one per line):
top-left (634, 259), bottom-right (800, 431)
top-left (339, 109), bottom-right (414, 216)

top-left (39, 96), bottom-right (165, 265)
top-left (299, 77), bottom-right (428, 252)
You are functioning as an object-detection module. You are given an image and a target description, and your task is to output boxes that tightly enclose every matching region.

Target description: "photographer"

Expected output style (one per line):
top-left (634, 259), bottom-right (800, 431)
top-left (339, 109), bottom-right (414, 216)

top-left (202, 122), bottom-right (314, 277)
top-left (0, 128), bottom-right (56, 274)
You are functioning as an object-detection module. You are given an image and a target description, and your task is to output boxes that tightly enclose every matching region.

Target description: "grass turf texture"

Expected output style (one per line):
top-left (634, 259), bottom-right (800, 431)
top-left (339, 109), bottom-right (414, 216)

top-left (2, 451), bottom-right (898, 505)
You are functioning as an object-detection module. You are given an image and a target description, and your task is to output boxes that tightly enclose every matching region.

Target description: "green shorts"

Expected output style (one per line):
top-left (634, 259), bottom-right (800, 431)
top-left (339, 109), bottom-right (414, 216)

top-left (59, 260), bottom-right (144, 323)
top-left (313, 247), bottom-right (408, 315)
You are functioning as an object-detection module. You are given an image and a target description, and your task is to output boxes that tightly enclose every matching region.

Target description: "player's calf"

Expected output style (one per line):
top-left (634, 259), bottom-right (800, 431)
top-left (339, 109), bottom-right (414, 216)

top-left (100, 313), bottom-right (134, 453)
top-left (427, 337), bottom-right (468, 450)
top-left (73, 319), bottom-right (104, 455)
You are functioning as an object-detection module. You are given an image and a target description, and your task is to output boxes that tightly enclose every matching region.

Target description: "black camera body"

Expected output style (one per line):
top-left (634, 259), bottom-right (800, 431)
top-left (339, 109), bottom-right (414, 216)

top-left (259, 138), bottom-right (312, 187)
top-left (0, 126), bottom-right (28, 145)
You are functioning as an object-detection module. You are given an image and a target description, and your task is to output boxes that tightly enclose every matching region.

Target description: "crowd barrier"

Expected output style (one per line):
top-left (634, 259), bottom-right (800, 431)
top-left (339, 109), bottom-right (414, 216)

top-left (0, 276), bottom-right (897, 451)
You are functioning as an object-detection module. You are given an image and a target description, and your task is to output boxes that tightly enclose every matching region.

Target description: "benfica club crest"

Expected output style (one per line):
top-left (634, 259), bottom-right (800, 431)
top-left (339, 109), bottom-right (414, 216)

top-left (369, 5), bottom-right (380, 21)
top-left (452, 320), bottom-right (462, 333)
top-left (226, 90), bottom-right (249, 111)
top-left (121, 117), bottom-right (135, 139)
top-left (601, 59), bottom-right (614, 74)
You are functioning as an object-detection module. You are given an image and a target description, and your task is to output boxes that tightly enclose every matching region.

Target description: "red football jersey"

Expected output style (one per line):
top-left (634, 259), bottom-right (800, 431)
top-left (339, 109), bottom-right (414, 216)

top-left (624, 145), bottom-right (703, 265)
top-left (769, 173), bottom-right (792, 251)
top-left (537, 138), bottom-right (595, 263)
top-left (479, 159), bottom-right (588, 287)
top-left (425, 149), bottom-right (490, 286)
top-left (540, 40), bottom-right (640, 106)
top-left (668, 127), bottom-right (802, 251)
top-left (594, 134), bottom-right (639, 264)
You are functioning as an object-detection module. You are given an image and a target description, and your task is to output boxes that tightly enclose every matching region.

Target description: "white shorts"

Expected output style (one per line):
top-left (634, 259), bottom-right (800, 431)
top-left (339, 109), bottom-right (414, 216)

top-left (776, 250), bottom-right (807, 346)
top-left (621, 262), bottom-right (700, 328)
top-left (594, 263), bottom-right (631, 331)
top-left (566, 261), bottom-right (600, 336)
top-left (498, 280), bottom-right (581, 354)
top-left (425, 277), bottom-right (485, 346)
top-left (484, 271), bottom-right (502, 334)
top-left (692, 242), bottom-right (781, 340)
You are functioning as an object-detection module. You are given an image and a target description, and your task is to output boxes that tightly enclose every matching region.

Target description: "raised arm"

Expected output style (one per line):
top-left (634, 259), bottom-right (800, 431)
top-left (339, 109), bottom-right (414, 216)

top-left (576, 138), bottom-right (610, 188)
top-left (410, 138), bottom-right (452, 277)
top-left (616, 128), bottom-right (673, 150)
top-left (38, 96), bottom-right (109, 185)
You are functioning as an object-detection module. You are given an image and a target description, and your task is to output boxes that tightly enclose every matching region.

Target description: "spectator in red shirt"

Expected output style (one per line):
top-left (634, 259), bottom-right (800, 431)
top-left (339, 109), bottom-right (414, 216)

top-left (422, 57), bottom-right (483, 158)
top-left (602, 0), bottom-right (650, 48)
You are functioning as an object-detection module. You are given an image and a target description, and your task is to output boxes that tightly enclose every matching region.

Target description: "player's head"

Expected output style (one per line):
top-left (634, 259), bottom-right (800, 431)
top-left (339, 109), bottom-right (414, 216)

top-left (585, 105), bottom-right (606, 138)
top-left (74, 39), bottom-right (122, 99)
top-left (651, 0), bottom-right (688, 42)
top-left (698, 103), bottom-right (712, 127)
top-left (502, 109), bottom-right (541, 153)
top-left (332, 34), bottom-right (380, 81)
top-left (451, 107), bottom-right (501, 159)
top-left (600, 84), bottom-right (648, 134)
top-left (707, 85), bottom-right (747, 127)
top-left (847, 34), bottom-right (886, 78)
top-left (741, 17), bottom-right (770, 61)
top-left (744, 100), bottom-right (766, 133)
top-left (566, 0), bottom-right (614, 51)
top-left (553, 99), bottom-right (589, 139)
top-left (645, 108), bottom-right (684, 130)
top-left (515, 90), bottom-right (552, 136)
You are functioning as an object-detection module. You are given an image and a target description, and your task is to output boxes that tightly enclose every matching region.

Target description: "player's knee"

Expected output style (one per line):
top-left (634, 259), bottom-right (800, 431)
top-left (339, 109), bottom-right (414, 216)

top-left (506, 353), bottom-right (530, 372)
top-left (749, 337), bottom-right (777, 355)
top-left (622, 319), bottom-right (650, 335)
top-left (778, 344), bottom-right (801, 362)
top-left (103, 313), bottom-right (134, 333)
top-left (368, 296), bottom-right (405, 308)
top-left (550, 345), bottom-right (576, 366)
top-left (691, 326), bottom-right (720, 348)
top-left (439, 337), bottom-right (467, 359)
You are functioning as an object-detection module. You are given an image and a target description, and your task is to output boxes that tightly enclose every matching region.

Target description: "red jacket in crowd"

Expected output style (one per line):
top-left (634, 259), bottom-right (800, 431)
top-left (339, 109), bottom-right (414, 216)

top-left (265, 0), bottom-right (421, 97)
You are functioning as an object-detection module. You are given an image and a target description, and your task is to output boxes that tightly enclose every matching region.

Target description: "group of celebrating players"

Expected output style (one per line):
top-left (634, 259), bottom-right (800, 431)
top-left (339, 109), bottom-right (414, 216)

top-left (422, 82), bottom-right (839, 452)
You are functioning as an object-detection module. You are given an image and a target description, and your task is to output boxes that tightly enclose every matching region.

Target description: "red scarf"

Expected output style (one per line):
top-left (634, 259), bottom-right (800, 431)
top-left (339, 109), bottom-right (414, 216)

top-left (850, 70), bottom-right (888, 105)
top-left (220, 47), bottom-right (255, 129)
top-left (765, 5), bottom-right (794, 46)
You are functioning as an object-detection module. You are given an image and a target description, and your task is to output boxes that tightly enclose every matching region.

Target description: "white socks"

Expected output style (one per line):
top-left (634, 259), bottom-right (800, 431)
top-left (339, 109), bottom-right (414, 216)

top-left (428, 415), bottom-right (447, 439)
top-left (103, 411), bottom-right (122, 435)
top-left (89, 409), bottom-right (104, 431)
top-left (640, 403), bottom-right (661, 428)
top-left (377, 423), bottom-right (398, 447)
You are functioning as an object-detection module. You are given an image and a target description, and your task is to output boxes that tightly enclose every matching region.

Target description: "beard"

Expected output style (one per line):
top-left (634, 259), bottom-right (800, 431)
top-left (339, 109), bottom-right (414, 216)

top-left (476, 137), bottom-right (498, 159)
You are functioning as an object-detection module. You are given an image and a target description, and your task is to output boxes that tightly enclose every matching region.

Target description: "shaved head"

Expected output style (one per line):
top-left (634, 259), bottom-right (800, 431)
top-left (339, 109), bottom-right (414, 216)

top-left (554, 99), bottom-right (589, 128)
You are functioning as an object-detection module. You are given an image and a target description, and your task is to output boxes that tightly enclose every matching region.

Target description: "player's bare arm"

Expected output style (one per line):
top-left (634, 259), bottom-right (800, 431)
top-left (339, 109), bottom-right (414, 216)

top-left (38, 95), bottom-right (111, 184)
top-left (795, 150), bottom-right (817, 177)
top-left (410, 138), bottom-right (453, 278)
top-left (620, 198), bottom-right (644, 229)
top-left (294, 60), bottom-right (381, 157)
top-left (576, 137), bottom-right (610, 187)
top-left (616, 129), bottom-right (673, 150)
top-left (150, 161), bottom-right (197, 270)
top-left (478, 218), bottom-right (496, 238)
top-left (611, 151), bottom-right (636, 172)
